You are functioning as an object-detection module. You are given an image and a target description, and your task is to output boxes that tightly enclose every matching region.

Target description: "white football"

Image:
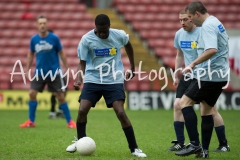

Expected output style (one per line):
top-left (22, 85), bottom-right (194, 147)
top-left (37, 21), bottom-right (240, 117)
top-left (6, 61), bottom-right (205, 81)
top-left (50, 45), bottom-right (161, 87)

top-left (76, 137), bottom-right (96, 156)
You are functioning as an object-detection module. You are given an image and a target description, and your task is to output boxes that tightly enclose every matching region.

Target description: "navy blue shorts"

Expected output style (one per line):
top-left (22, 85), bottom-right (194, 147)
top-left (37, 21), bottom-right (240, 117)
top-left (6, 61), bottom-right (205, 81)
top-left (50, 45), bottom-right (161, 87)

top-left (176, 76), bottom-right (193, 98)
top-left (79, 83), bottom-right (125, 108)
top-left (184, 79), bottom-right (227, 107)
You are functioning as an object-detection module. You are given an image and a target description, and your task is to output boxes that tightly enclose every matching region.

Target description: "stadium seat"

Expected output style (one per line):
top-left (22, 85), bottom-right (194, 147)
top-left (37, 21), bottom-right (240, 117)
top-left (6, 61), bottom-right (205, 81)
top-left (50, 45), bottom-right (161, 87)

top-left (162, 57), bottom-right (175, 69)
top-left (0, 38), bottom-right (29, 47)
top-left (11, 82), bottom-right (30, 90)
top-left (0, 11), bottom-right (23, 19)
top-left (42, 12), bottom-right (92, 21)
top-left (21, 12), bottom-right (35, 20)
top-left (0, 2), bottom-right (26, 11)
top-left (2, 29), bottom-right (36, 38)
top-left (65, 47), bottom-right (78, 57)
top-left (154, 48), bottom-right (176, 57)
top-left (0, 82), bottom-right (10, 89)
top-left (149, 39), bottom-right (173, 48)
top-left (139, 30), bottom-right (175, 40)
top-left (151, 79), bottom-right (161, 91)
top-left (28, 3), bottom-right (86, 12)
top-left (122, 57), bottom-right (131, 70)
top-left (125, 81), bottom-right (138, 91)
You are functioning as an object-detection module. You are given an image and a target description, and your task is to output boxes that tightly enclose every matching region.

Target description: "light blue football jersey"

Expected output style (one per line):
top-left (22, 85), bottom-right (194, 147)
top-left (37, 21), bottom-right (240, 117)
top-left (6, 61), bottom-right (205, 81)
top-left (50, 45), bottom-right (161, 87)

top-left (174, 27), bottom-right (200, 67)
top-left (196, 16), bottom-right (229, 81)
top-left (77, 28), bottom-right (129, 84)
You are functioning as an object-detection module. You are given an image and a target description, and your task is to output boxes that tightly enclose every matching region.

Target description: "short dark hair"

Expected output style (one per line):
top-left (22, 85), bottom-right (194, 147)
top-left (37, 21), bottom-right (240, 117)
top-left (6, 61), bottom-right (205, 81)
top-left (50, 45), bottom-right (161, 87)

top-left (95, 14), bottom-right (110, 26)
top-left (185, 1), bottom-right (208, 15)
top-left (37, 15), bottom-right (47, 21)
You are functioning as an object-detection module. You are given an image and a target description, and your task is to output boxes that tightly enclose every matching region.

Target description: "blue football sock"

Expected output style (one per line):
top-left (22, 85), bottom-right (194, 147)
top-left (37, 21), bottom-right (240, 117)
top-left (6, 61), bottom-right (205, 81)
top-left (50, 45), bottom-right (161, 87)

top-left (59, 102), bottom-right (71, 123)
top-left (174, 121), bottom-right (185, 144)
top-left (29, 101), bottom-right (38, 122)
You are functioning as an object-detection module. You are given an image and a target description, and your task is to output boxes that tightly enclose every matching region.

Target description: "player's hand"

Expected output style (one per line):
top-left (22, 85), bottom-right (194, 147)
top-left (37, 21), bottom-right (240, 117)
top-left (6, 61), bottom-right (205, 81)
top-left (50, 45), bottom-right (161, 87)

top-left (173, 78), bottom-right (179, 88)
top-left (125, 69), bottom-right (135, 80)
top-left (184, 63), bottom-right (195, 74)
top-left (73, 81), bottom-right (81, 91)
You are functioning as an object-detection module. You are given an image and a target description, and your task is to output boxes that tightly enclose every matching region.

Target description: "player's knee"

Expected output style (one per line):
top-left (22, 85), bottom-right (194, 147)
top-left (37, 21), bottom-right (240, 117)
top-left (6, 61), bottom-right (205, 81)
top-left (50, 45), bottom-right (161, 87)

top-left (174, 100), bottom-right (181, 111)
top-left (29, 90), bottom-right (37, 100)
top-left (56, 93), bottom-right (65, 103)
top-left (116, 111), bottom-right (127, 121)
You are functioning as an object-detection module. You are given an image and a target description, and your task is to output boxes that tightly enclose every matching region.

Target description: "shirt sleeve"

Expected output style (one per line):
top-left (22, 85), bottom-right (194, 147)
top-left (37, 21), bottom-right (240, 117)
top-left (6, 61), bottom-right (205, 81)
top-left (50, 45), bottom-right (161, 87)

top-left (55, 35), bottom-right (63, 52)
top-left (174, 32), bottom-right (180, 49)
top-left (77, 37), bottom-right (88, 60)
top-left (201, 25), bottom-right (218, 51)
top-left (29, 37), bottom-right (35, 52)
top-left (119, 30), bottom-right (129, 46)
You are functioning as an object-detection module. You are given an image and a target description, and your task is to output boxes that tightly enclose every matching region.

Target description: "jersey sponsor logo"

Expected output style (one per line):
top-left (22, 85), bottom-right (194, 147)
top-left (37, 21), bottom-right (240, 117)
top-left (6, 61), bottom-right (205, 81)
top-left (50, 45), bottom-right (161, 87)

top-left (94, 47), bottom-right (117, 56)
top-left (180, 41), bottom-right (198, 49)
top-left (35, 41), bottom-right (53, 53)
top-left (218, 24), bottom-right (226, 33)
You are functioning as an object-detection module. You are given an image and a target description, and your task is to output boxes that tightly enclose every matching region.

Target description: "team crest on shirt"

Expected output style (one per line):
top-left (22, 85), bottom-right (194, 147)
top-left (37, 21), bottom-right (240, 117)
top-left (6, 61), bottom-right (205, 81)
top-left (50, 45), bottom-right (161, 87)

top-left (191, 41), bottom-right (197, 49)
top-left (218, 24), bottom-right (225, 33)
top-left (180, 41), bottom-right (198, 49)
top-left (94, 47), bottom-right (117, 56)
top-left (109, 47), bottom-right (117, 56)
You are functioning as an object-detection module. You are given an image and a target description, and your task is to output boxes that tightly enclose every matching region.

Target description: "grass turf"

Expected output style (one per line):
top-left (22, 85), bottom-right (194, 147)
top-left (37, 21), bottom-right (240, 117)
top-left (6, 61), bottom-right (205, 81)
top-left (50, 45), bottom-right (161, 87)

top-left (0, 109), bottom-right (239, 160)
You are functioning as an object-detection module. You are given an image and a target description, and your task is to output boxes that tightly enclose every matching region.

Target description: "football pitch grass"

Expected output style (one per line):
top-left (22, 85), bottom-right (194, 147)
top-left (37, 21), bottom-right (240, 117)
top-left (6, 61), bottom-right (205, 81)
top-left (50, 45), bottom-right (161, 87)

top-left (0, 109), bottom-right (239, 160)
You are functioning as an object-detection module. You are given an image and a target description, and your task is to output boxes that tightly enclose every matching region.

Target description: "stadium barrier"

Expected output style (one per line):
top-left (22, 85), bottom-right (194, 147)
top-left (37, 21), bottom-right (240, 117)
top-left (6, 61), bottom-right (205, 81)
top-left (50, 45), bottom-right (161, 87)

top-left (1, 90), bottom-right (239, 110)
top-left (127, 91), bottom-right (240, 110)
top-left (0, 90), bottom-right (127, 110)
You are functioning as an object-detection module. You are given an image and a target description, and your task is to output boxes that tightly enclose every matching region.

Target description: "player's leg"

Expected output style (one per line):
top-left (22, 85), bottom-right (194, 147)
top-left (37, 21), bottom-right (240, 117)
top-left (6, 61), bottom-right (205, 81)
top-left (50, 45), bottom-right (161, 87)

top-left (175, 79), bottom-right (202, 157)
top-left (66, 99), bottom-right (92, 153)
top-left (49, 76), bottom-right (75, 128)
top-left (104, 84), bottom-right (146, 157)
top-left (19, 77), bottom-right (45, 128)
top-left (56, 79), bottom-right (68, 118)
top-left (196, 81), bottom-right (227, 158)
top-left (49, 93), bottom-right (57, 119)
top-left (212, 105), bottom-right (230, 152)
top-left (66, 83), bottom-right (100, 153)
top-left (199, 101), bottom-right (214, 158)
top-left (169, 98), bottom-right (185, 151)
top-left (55, 92), bottom-right (75, 127)
top-left (169, 76), bottom-right (192, 151)
top-left (56, 91), bottom-right (66, 118)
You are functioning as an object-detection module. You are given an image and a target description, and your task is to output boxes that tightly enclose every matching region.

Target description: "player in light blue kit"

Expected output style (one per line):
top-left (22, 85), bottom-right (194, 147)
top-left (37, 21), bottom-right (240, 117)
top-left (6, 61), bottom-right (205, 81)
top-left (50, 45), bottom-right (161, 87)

top-left (19, 15), bottom-right (76, 129)
top-left (169, 10), bottom-right (229, 154)
top-left (66, 14), bottom-right (147, 158)
top-left (176, 2), bottom-right (230, 158)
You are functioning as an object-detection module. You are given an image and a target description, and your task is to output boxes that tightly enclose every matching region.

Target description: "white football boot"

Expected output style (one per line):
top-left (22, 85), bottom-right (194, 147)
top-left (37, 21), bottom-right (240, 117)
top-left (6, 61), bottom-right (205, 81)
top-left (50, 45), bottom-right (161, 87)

top-left (66, 136), bottom-right (78, 153)
top-left (132, 148), bottom-right (147, 158)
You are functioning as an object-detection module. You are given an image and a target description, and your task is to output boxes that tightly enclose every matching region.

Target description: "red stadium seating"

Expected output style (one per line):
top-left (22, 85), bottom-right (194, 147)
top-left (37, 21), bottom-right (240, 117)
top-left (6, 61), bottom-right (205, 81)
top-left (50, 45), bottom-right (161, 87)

top-left (113, 0), bottom-right (240, 77)
top-left (154, 48), bottom-right (176, 57)
top-left (0, 0), bottom-right (94, 90)
top-left (161, 57), bottom-right (175, 69)
top-left (11, 82), bottom-right (30, 90)
top-left (148, 39), bottom-right (173, 48)
top-left (139, 30), bottom-right (175, 40)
